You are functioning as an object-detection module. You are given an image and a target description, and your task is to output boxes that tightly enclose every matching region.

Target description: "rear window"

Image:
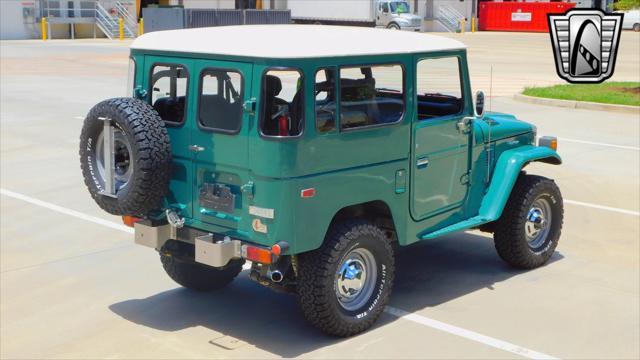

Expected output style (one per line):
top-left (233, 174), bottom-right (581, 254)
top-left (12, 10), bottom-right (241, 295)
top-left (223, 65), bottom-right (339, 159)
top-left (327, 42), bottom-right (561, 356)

top-left (339, 64), bottom-right (404, 130)
top-left (198, 69), bottom-right (243, 133)
top-left (260, 69), bottom-right (304, 138)
top-left (150, 64), bottom-right (188, 125)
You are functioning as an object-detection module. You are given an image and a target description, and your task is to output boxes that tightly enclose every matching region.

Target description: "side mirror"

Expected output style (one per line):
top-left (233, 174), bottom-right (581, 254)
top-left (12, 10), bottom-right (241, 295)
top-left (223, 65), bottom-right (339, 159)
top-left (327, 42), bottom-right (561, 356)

top-left (474, 90), bottom-right (485, 118)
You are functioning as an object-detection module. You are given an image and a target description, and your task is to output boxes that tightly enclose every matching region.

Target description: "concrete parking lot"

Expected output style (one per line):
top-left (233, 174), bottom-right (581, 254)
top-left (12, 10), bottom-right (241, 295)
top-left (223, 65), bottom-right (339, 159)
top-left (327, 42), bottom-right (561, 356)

top-left (1, 31), bottom-right (639, 359)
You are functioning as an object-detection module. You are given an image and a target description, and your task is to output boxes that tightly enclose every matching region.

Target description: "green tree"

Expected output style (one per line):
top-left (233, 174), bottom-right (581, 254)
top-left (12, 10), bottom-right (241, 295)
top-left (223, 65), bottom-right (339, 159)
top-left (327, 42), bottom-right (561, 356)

top-left (613, 0), bottom-right (640, 10)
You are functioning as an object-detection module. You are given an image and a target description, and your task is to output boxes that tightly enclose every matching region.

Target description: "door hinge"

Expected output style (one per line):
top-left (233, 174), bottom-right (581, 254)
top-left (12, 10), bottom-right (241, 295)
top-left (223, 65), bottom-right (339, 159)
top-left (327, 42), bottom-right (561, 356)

top-left (456, 117), bottom-right (474, 134)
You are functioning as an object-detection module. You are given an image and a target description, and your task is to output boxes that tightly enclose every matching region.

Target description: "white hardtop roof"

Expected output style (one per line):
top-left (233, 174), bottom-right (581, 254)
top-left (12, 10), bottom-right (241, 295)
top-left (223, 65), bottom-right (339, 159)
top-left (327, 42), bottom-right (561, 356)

top-left (131, 25), bottom-right (466, 59)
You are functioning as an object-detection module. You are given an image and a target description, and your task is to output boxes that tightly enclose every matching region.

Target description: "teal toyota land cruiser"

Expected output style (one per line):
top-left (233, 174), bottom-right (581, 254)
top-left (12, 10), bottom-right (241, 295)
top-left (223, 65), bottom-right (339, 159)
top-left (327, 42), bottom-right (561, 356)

top-left (79, 25), bottom-right (563, 337)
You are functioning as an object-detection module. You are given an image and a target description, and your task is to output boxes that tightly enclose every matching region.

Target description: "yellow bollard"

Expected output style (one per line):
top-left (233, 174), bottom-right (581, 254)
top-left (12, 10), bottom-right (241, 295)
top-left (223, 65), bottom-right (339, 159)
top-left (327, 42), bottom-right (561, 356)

top-left (138, 18), bottom-right (144, 36)
top-left (460, 18), bottom-right (466, 34)
top-left (472, 17), bottom-right (476, 33)
top-left (41, 17), bottom-right (47, 41)
top-left (119, 18), bottom-right (124, 40)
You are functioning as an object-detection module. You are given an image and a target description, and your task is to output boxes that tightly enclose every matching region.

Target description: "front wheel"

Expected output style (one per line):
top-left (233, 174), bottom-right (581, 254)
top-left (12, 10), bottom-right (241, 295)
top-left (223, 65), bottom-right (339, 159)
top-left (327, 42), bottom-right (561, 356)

top-left (633, 23), bottom-right (640, 32)
top-left (387, 23), bottom-right (401, 30)
top-left (494, 174), bottom-right (564, 269)
top-left (297, 220), bottom-right (395, 337)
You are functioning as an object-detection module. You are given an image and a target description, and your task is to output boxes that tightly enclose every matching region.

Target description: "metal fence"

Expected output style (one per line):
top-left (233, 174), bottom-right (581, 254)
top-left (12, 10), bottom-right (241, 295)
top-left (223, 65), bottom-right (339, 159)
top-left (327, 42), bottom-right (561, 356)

top-left (244, 10), bottom-right (291, 25)
top-left (185, 9), bottom-right (243, 28)
top-left (142, 7), bottom-right (185, 33)
top-left (143, 8), bottom-right (291, 32)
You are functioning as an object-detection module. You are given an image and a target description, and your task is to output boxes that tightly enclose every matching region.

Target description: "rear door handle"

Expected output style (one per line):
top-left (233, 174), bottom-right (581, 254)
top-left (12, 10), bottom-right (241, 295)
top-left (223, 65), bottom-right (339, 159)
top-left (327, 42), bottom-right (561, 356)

top-left (189, 145), bottom-right (205, 152)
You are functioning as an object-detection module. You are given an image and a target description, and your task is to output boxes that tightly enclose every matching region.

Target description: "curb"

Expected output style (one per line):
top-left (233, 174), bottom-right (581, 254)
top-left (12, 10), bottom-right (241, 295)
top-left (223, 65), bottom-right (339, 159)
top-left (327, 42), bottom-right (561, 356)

top-left (514, 93), bottom-right (640, 115)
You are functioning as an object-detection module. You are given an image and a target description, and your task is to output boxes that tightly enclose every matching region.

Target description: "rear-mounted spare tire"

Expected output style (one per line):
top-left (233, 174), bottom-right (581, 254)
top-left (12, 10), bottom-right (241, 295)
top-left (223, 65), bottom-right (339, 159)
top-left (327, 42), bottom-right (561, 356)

top-left (79, 97), bottom-right (172, 216)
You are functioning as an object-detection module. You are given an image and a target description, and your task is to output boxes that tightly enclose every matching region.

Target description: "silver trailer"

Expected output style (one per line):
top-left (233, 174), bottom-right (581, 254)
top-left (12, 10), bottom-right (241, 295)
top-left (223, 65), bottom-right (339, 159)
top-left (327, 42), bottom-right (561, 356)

top-left (289, 0), bottom-right (422, 31)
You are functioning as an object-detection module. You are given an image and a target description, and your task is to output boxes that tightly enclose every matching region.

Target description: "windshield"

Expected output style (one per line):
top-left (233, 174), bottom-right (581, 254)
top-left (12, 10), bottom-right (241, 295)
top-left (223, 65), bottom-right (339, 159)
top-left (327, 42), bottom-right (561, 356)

top-left (126, 57), bottom-right (135, 97)
top-left (390, 1), bottom-right (409, 13)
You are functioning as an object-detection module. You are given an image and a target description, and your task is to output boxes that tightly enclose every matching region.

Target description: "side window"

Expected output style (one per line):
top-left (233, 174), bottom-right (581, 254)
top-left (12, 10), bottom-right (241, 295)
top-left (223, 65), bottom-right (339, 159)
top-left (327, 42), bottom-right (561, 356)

top-left (150, 64), bottom-right (188, 125)
top-left (199, 69), bottom-right (243, 133)
top-left (261, 69), bottom-right (304, 137)
top-left (315, 68), bottom-right (337, 133)
top-left (382, 2), bottom-right (389, 12)
top-left (416, 57), bottom-right (463, 120)
top-left (339, 64), bottom-right (404, 130)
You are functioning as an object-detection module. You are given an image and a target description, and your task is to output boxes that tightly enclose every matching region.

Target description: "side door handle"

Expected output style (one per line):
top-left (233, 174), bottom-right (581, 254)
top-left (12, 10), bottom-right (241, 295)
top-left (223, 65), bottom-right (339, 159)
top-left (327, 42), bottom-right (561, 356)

top-left (416, 157), bottom-right (429, 168)
top-left (189, 144), bottom-right (205, 152)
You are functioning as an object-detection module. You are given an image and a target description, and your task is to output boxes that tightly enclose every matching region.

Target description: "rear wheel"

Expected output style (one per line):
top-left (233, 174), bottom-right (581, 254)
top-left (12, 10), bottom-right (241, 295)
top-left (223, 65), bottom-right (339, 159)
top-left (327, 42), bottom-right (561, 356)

top-left (494, 174), bottom-right (563, 269)
top-left (161, 254), bottom-right (244, 292)
top-left (633, 23), bottom-right (640, 32)
top-left (297, 220), bottom-right (395, 337)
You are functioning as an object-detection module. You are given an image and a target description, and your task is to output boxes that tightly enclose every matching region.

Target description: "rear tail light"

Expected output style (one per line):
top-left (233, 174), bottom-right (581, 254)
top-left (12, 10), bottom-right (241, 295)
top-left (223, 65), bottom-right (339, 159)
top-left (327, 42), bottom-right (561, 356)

top-left (243, 245), bottom-right (274, 264)
top-left (242, 241), bottom-right (290, 264)
top-left (122, 215), bottom-right (142, 227)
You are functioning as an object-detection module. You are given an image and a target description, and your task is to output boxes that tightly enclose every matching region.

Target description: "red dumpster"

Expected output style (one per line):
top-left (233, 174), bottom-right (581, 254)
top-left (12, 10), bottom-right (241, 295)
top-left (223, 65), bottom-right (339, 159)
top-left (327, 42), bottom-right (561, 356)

top-left (478, 2), bottom-right (576, 32)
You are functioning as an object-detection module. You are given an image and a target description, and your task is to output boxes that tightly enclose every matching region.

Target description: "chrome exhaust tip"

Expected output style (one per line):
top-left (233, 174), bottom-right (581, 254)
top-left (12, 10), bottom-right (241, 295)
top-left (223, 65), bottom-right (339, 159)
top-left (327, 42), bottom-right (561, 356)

top-left (270, 270), bottom-right (283, 283)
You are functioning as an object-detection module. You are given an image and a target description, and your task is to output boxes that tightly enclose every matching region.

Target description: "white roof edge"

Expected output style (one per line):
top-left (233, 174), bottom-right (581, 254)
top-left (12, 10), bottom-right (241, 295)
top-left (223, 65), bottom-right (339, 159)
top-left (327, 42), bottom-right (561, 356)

top-left (131, 25), bottom-right (466, 59)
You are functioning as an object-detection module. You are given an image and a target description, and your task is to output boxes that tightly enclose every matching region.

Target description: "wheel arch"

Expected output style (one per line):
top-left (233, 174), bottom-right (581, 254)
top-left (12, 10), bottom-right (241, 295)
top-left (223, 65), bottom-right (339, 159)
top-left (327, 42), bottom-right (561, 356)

top-left (296, 200), bottom-right (400, 255)
top-left (479, 145), bottom-right (562, 222)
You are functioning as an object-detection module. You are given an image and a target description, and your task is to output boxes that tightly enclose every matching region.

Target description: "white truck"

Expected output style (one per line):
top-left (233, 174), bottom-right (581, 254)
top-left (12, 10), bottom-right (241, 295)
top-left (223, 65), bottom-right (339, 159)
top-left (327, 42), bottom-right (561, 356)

top-left (289, 0), bottom-right (422, 31)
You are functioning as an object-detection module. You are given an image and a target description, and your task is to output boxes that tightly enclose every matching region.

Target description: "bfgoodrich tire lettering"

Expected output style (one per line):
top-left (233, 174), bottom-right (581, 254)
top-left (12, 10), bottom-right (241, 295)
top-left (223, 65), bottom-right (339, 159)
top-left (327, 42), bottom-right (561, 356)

top-left (79, 97), bottom-right (171, 216)
top-left (494, 174), bottom-right (564, 269)
top-left (297, 220), bottom-right (395, 337)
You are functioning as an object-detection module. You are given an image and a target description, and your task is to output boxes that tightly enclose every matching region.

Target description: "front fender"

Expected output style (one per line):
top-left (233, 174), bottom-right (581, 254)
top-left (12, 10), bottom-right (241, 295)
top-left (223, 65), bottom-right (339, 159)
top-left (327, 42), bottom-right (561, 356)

top-left (479, 145), bottom-right (561, 221)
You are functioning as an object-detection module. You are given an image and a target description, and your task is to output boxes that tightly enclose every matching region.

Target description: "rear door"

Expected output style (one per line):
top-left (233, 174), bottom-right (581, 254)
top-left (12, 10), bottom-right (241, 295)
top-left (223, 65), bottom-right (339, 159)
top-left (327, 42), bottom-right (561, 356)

top-left (147, 57), bottom-right (195, 218)
top-left (411, 55), bottom-right (472, 221)
top-left (190, 59), bottom-right (254, 231)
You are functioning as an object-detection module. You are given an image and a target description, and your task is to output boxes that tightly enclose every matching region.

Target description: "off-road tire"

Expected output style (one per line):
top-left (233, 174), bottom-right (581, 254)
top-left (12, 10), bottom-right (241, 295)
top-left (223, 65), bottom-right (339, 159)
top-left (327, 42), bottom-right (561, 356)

top-left (79, 97), bottom-right (171, 216)
top-left (297, 220), bottom-right (395, 337)
top-left (161, 254), bottom-right (245, 291)
top-left (494, 174), bottom-right (563, 269)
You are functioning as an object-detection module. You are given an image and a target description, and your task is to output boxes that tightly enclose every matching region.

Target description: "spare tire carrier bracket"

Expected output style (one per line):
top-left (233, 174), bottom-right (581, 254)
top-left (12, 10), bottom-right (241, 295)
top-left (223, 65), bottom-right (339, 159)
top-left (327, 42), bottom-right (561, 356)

top-left (98, 116), bottom-right (116, 198)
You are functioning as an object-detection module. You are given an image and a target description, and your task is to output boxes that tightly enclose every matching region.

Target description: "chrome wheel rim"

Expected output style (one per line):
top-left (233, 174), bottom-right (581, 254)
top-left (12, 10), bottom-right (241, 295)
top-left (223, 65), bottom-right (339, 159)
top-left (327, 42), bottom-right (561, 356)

top-left (525, 197), bottom-right (552, 250)
top-left (335, 248), bottom-right (377, 311)
top-left (96, 128), bottom-right (133, 192)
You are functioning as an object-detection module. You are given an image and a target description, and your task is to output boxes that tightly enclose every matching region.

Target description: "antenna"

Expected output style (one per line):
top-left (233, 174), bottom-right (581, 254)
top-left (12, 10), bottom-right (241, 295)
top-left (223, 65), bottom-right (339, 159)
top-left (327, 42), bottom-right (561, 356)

top-left (489, 65), bottom-right (493, 112)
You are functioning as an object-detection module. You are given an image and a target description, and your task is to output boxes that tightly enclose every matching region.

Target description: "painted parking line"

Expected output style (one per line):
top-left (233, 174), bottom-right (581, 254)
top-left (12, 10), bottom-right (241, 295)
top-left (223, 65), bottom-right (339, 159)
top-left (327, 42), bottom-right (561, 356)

top-left (0, 188), bottom-right (133, 234)
top-left (565, 199), bottom-right (639, 217)
top-left (384, 307), bottom-right (557, 359)
top-left (558, 137), bottom-right (640, 151)
top-left (0, 189), bottom-right (253, 268)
